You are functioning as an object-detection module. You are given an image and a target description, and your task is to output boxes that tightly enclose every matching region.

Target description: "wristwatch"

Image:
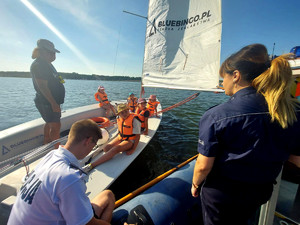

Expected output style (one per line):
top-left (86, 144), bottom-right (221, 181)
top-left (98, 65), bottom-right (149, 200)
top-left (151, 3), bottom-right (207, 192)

top-left (82, 163), bottom-right (93, 173)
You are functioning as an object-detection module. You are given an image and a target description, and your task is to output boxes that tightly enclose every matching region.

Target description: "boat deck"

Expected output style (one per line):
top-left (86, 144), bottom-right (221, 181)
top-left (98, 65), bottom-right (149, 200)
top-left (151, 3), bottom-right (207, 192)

top-left (274, 180), bottom-right (300, 224)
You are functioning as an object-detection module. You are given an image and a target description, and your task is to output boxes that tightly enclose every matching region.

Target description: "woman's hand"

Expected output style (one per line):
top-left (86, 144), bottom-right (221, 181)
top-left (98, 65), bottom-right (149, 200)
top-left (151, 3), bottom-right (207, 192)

top-left (51, 102), bottom-right (61, 112)
top-left (191, 185), bottom-right (199, 198)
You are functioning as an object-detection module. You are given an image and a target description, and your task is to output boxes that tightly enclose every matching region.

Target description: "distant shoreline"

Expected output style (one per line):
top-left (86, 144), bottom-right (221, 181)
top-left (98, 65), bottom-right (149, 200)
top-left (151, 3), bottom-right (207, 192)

top-left (0, 71), bottom-right (141, 82)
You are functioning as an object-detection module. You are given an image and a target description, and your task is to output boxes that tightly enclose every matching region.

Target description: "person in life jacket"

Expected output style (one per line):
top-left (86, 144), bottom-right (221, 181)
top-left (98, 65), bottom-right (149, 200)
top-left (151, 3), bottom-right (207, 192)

top-left (94, 86), bottom-right (117, 118)
top-left (290, 77), bottom-right (300, 100)
top-left (127, 92), bottom-right (138, 113)
top-left (88, 103), bottom-right (141, 169)
top-left (135, 98), bottom-right (150, 135)
top-left (147, 95), bottom-right (160, 117)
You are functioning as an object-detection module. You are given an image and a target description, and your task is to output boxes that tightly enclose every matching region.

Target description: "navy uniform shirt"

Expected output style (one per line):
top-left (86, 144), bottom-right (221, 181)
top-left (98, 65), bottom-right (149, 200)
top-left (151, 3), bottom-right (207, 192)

top-left (198, 87), bottom-right (300, 183)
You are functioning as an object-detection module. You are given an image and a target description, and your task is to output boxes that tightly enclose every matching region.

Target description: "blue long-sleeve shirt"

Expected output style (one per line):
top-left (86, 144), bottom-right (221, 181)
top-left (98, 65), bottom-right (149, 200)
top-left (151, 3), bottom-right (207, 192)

top-left (198, 87), bottom-right (300, 183)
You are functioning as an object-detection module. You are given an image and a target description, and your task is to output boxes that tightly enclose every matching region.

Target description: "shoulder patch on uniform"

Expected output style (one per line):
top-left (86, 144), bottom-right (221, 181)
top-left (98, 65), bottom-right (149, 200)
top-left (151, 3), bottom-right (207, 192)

top-left (198, 139), bottom-right (204, 146)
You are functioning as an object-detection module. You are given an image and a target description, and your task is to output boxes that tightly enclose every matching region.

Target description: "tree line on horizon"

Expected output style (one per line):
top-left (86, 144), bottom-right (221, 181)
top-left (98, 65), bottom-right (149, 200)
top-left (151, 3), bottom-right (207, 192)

top-left (0, 71), bottom-right (141, 81)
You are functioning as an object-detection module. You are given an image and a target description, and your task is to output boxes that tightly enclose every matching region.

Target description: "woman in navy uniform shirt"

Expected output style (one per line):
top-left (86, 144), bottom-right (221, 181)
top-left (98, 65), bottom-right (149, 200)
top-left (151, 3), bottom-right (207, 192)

top-left (191, 44), bottom-right (300, 225)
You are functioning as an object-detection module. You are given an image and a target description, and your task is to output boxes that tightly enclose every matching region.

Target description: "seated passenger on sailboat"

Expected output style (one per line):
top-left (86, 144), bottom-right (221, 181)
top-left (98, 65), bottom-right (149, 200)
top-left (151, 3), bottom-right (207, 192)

top-left (94, 85), bottom-right (117, 118)
top-left (127, 92), bottom-right (138, 113)
top-left (135, 98), bottom-right (150, 135)
top-left (147, 95), bottom-right (160, 117)
top-left (85, 104), bottom-right (141, 170)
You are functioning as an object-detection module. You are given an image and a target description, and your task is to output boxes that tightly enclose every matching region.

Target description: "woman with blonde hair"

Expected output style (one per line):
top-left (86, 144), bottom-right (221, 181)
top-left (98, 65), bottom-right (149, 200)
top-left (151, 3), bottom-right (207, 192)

top-left (191, 43), bottom-right (300, 225)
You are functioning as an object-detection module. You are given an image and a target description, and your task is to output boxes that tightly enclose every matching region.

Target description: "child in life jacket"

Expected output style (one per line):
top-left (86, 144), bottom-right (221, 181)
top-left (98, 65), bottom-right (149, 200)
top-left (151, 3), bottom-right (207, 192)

top-left (135, 98), bottom-right (150, 135)
top-left (86, 103), bottom-right (141, 169)
top-left (147, 95), bottom-right (160, 117)
top-left (94, 86), bottom-right (117, 118)
top-left (127, 92), bottom-right (138, 113)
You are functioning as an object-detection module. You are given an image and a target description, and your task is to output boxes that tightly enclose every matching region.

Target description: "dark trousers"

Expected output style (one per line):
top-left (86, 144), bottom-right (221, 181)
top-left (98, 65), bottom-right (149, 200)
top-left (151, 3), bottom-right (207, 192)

top-left (200, 176), bottom-right (274, 225)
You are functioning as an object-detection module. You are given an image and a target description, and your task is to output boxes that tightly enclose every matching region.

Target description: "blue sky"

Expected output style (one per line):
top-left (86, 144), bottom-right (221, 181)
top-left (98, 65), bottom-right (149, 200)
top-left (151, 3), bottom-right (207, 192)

top-left (0, 0), bottom-right (299, 77)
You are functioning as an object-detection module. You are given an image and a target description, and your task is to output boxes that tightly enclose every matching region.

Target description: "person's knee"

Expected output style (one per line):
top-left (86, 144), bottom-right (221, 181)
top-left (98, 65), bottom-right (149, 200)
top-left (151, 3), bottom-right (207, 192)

top-left (93, 190), bottom-right (115, 205)
top-left (50, 122), bottom-right (61, 130)
top-left (111, 145), bottom-right (122, 154)
top-left (49, 123), bottom-right (61, 139)
top-left (103, 190), bottom-right (115, 202)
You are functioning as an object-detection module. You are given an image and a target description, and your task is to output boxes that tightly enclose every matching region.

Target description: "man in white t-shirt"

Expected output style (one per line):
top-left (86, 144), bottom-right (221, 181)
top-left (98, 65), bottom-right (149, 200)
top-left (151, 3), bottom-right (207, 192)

top-left (7, 119), bottom-right (115, 225)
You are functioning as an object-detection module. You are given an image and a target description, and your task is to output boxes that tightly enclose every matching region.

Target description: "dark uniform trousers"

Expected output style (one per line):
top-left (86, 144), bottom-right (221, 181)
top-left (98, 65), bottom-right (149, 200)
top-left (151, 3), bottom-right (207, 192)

top-left (200, 175), bottom-right (274, 225)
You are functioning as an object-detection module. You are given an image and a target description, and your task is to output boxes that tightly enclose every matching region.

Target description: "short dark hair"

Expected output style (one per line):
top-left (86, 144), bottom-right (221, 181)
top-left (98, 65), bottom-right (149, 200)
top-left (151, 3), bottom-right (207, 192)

top-left (219, 44), bottom-right (270, 82)
top-left (68, 119), bottom-right (102, 144)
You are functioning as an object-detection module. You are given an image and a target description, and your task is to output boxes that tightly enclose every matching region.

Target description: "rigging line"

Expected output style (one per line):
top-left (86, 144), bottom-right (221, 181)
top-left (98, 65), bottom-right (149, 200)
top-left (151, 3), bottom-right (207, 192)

top-left (22, 159), bottom-right (30, 177)
top-left (23, 136), bottom-right (68, 161)
top-left (123, 10), bottom-right (147, 20)
top-left (0, 135), bottom-right (68, 175)
top-left (113, 7), bottom-right (125, 76)
top-left (156, 93), bottom-right (200, 114)
top-left (183, 54), bottom-right (189, 70)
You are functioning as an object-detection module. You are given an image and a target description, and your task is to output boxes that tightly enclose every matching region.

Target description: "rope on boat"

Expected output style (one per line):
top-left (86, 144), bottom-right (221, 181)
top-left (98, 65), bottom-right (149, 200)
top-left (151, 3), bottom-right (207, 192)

top-left (114, 154), bottom-right (199, 208)
top-left (0, 135), bottom-right (68, 176)
top-left (22, 159), bottom-right (29, 176)
top-left (0, 121), bottom-right (117, 177)
top-left (156, 92), bottom-right (200, 114)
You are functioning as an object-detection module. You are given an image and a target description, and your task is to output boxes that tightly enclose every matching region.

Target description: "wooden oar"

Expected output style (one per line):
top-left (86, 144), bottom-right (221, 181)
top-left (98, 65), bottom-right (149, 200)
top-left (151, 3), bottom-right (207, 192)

top-left (115, 154), bottom-right (199, 208)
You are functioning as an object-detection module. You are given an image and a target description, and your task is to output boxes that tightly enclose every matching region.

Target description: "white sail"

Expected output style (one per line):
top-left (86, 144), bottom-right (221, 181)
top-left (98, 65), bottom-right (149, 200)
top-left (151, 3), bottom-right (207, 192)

top-left (142, 0), bottom-right (222, 91)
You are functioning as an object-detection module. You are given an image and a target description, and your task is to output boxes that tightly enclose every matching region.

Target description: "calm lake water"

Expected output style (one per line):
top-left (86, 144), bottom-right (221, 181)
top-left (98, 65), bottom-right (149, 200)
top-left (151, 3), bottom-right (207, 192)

top-left (0, 77), bottom-right (229, 198)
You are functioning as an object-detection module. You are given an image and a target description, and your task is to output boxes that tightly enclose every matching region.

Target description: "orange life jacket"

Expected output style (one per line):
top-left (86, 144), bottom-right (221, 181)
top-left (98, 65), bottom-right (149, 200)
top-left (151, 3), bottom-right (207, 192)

top-left (291, 77), bottom-right (300, 97)
top-left (147, 101), bottom-right (159, 116)
top-left (117, 113), bottom-right (138, 141)
top-left (127, 97), bottom-right (138, 112)
top-left (95, 91), bottom-right (109, 107)
top-left (136, 108), bottom-right (149, 128)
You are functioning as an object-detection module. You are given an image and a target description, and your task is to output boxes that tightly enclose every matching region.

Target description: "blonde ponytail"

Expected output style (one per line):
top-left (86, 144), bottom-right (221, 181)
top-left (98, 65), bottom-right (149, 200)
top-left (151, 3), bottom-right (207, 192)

top-left (252, 54), bottom-right (299, 128)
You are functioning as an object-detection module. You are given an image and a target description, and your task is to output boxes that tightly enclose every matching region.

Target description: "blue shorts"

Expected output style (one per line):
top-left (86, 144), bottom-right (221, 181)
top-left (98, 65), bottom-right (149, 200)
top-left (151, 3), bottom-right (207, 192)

top-left (34, 96), bottom-right (61, 123)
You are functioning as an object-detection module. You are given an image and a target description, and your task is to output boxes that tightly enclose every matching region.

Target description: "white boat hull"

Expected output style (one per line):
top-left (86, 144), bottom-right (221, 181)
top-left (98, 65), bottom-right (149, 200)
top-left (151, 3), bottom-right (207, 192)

top-left (289, 58), bottom-right (300, 76)
top-left (0, 103), bottom-right (111, 163)
top-left (0, 101), bottom-right (162, 224)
